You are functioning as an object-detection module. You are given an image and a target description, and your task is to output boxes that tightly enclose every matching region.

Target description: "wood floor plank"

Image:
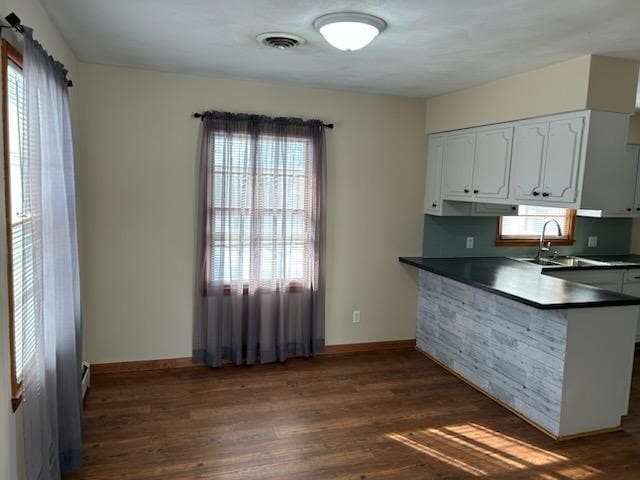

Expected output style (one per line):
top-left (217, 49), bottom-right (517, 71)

top-left (65, 350), bottom-right (640, 479)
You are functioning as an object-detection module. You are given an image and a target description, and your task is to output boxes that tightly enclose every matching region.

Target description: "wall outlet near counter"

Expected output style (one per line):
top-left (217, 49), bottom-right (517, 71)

top-left (588, 236), bottom-right (598, 248)
top-left (466, 237), bottom-right (474, 249)
top-left (352, 310), bottom-right (361, 323)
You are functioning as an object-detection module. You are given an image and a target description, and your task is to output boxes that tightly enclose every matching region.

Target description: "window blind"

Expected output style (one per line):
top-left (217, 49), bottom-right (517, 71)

top-left (500, 205), bottom-right (571, 239)
top-left (7, 60), bottom-right (36, 384)
top-left (209, 132), bottom-right (312, 286)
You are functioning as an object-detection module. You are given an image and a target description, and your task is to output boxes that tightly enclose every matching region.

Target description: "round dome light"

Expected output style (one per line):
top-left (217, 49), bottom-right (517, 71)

top-left (313, 12), bottom-right (387, 51)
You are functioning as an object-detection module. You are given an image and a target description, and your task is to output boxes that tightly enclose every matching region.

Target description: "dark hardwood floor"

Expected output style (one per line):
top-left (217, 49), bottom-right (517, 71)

top-left (66, 349), bottom-right (640, 479)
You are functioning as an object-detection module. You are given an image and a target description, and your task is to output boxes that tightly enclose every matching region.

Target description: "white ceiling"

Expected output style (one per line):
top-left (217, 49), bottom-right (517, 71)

top-left (39, 0), bottom-right (640, 98)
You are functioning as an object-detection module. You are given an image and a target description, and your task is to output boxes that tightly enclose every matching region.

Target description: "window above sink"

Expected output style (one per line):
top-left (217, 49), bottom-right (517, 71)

top-left (497, 205), bottom-right (576, 247)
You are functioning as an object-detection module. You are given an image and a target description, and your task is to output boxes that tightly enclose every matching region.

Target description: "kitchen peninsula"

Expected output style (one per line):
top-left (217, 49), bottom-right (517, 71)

top-left (400, 256), bottom-right (640, 439)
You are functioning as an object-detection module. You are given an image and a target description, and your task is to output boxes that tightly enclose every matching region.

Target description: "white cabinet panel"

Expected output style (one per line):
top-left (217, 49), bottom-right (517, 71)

top-left (607, 146), bottom-right (639, 216)
top-left (621, 274), bottom-right (640, 342)
top-left (542, 117), bottom-right (584, 204)
top-left (631, 146), bottom-right (640, 214)
top-left (473, 126), bottom-right (513, 200)
top-left (577, 143), bottom-right (640, 218)
top-left (442, 132), bottom-right (475, 199)
top-left (511, 122), bottom-right (547, 202)
top-left (424, 136), bottom-right (444, 214)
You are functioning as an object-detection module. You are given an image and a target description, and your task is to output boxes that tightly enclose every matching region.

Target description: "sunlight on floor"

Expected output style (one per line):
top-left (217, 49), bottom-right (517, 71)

top-left (386, 423), bottom-right (600, 479)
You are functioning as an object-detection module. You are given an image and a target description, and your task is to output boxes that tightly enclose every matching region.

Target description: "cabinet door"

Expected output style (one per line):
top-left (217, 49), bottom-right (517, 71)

top-left (613, 145), bottom-right (639, 216)
top-left (424, 136), bottom-right (444, 214)
top-left (630, 146), bottom-right (640, 214)
top-left (511, 122), bottom-right (547, 202)
top-left (472, 126), bottom-right (513, 200)
top-left (621, 281), bottom-right (640, 341)
top-left (541, 117), bottom-right (584, 205)
top-left (441, 132), bottom-right (475, 199)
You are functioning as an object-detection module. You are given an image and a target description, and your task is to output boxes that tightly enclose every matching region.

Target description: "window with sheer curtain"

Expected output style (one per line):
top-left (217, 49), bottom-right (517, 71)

top-left (496, 205), bottom-right (575, 246)
top-left (5, 43), bottom-right (36, 405)
top-left (210, 133), bottom-right (309, 285)
top-left (193, 112), bottom-right (326, 367)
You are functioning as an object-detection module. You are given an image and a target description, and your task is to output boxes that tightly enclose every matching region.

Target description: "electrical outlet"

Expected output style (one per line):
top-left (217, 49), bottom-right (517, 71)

top-left (587, 236), bottom-right (598, 248)
top-left (352, 310), bottom-right (361, 323)
top-left (466, 237), bottom-right (474, 249)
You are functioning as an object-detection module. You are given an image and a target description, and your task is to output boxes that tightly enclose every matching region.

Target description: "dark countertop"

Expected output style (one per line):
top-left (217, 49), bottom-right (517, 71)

top-left (580, 254), bottom-right (640, 268)
top-left (399, 256), bottom-right (640, 310)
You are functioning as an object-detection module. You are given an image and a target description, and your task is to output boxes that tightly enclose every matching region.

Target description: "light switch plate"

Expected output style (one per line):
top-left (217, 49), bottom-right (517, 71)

top-left (588, 236), bottom-right (598, 248)
top-left (466, 237), bottom-right (474, 249)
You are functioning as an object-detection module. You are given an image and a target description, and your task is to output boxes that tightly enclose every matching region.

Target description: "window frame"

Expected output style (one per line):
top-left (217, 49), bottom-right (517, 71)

top-left (495, 208), bottom-right (576, 247)
top-left (2, 38), bottom-right (24, 411)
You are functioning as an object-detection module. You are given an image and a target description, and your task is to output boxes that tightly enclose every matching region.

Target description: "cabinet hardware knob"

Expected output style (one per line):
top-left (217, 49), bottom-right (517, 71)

top-left (432, 203), bottom-right (437, 208)
top-left (627, 208), bottom-right (632, 212)
top-left (473, 189), bottom-right (479, 194)
top-left (542, 192), bottom-right (550, 197)
top-left (511, 206), bottom-right (517, 210)
top-left (532, 191), bottom-right (540, 196)
top-left (464, 188), bottom-right (470, 193)
top-left (636, 208), bottom-right (640, 211)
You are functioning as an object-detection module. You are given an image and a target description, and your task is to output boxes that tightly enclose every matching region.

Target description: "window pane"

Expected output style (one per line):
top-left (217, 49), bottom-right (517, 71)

top-left (6, 57), bottom-right (36, 386)
top-left (8, 61), bottom-right (28, 224)
top-left (501, 205), bottom-right (570, 238)
top-left (210, 132), bottom-right (311, 284)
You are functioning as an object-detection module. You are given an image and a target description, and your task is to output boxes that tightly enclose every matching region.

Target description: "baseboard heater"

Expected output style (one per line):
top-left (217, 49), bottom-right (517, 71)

top-left (81, 361), bottom-right (90, 400)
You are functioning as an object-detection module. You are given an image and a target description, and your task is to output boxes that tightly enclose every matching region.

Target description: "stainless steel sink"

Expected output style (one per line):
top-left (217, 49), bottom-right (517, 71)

top-left (517, 257), bottom-right (563, 266)
top-left (512, 256), bottom-right (608, 267)
top-left (547, 256), bottom-right (608, 267)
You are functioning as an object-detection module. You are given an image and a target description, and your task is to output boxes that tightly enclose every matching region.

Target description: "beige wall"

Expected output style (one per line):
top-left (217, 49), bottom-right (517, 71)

top-left (78, 63), bottom-right (426, 364)
top-left (587, 56), bottom-right (639, 114)
top-left (425, 55), bottom-right (592, 133)
top-left (425, 55), bottom-right (639, 133)
top-left (0, 1), bottom-right (80, 478)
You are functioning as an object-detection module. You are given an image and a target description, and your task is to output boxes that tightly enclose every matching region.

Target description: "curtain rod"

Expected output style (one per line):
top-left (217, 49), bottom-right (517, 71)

top-left (193, 112), bottom-right (334, 129)
top-left (1, 12), bottom-right (74, 87)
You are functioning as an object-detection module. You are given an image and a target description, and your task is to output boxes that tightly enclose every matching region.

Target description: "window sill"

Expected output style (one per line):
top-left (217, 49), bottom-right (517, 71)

top-left (495, 238), bottom-right (575, 247)
top-left (11, 387), bottom-right (23, 412)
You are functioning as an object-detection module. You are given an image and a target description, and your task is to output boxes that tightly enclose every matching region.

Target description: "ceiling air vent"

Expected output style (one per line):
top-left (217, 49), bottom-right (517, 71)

top-left (256, 32), bottom-right (306, 49)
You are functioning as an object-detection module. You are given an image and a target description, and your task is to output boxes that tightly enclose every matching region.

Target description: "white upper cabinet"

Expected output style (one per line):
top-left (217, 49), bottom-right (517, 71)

top-left (511, 114), bottom-right (585, 206)
top-left (472, 126), bottom-right (513, 200)
top-left (541, 117), bottom-right (584, 204)
top-left (585, 145), bottom-right (640, 217)
top-left (425, 109), bottom-right (631, 215)
top-left (511, 122), bottom-right (548, 202)
top-left (441, 132), bottom-right (475, 199)
top-left (424, 136), bottom-right (444, 214)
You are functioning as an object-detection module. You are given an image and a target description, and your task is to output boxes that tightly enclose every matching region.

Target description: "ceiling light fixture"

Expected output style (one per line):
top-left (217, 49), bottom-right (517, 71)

top-left (313, 12), bottom-right (386, 51)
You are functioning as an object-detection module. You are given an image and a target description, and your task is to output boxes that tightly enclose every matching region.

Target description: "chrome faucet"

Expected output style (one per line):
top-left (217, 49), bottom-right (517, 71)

top-left (536, 219), bottom-right (562, 262)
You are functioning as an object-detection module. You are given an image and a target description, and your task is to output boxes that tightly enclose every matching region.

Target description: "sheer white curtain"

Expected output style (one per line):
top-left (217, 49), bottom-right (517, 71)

top-left (20, 29), bottom-right (82, 479)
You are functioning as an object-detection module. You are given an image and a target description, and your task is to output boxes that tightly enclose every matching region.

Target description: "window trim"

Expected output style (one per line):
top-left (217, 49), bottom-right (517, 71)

top-left (2, 38), bottom-right (24, 411)
top-left (495, 208), bottom-right (576, 247)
